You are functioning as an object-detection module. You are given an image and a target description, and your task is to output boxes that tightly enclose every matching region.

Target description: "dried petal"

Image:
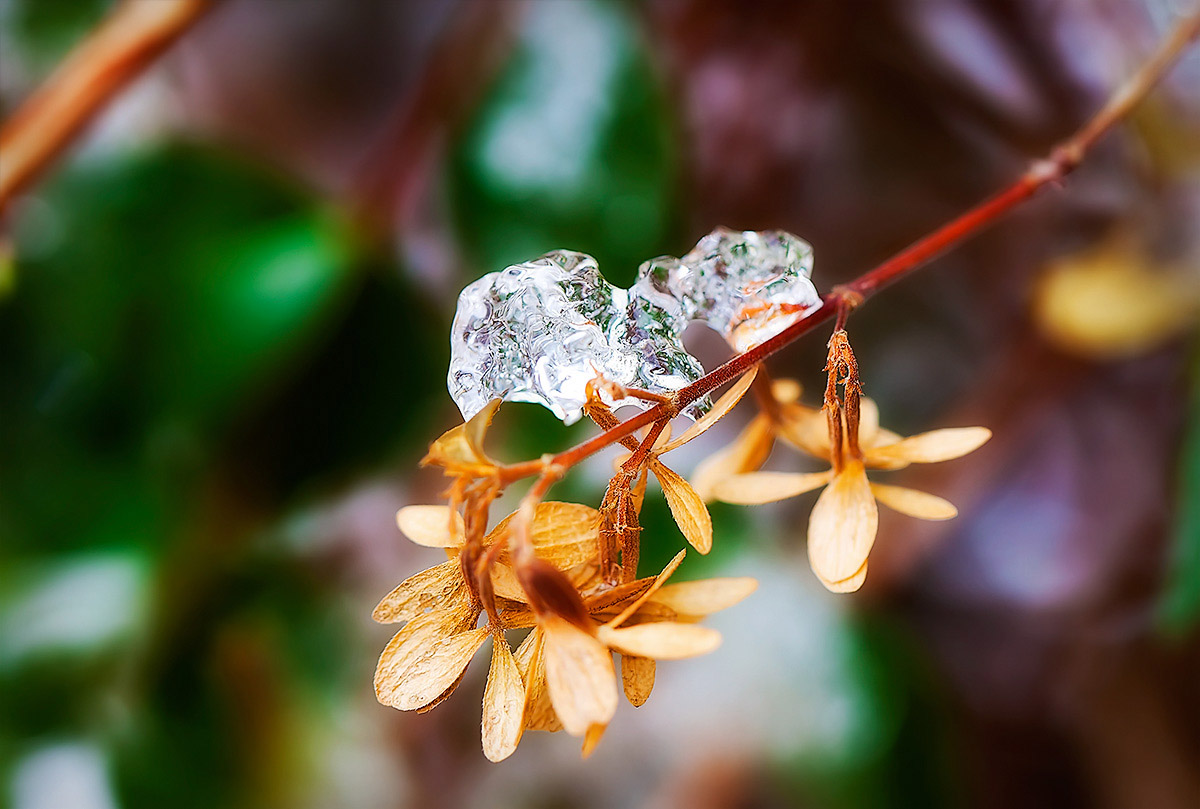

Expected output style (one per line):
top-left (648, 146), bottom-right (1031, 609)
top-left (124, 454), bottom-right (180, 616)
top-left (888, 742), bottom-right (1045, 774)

top-left (621, 654), bottom-right (656, 707)
top-left (541, 615), bottom-right (618, 736)
top-left (482, 634), bottom-right (526, 762)
top-left (772, 378), bottom-right (802, 402)
top-left (807, 461), bottom-right (878, 589)
top-left (777, 401), bottom-right (830, 458)
top-left (659, 367), bottom-right (758, 453)
top-left (867, 427), bottom-right (991, 465)
top-left (691, 414), bottom-right (776, 501)
top-left (395, 505), bottom-right (465, 548)
top-left (581, 722), bottom-right (607, 758)
top-left (423, 399), bottom-right (502, 474)
top-left (606, 549), bottom-right (686, 628)
top-left (518, 630), bottom-right (563, 733)
top-left (372, 561), bottom-right (467, 624)
top-left (597, 622), bottom-right (721, 659)
top-left (820, 559), bottom-right (869, 593)
top-left (650, 577), bottom-right (758, 617)
top-left (374, 611), bottom-right (489, 711)
top-left (870, 483), bottom-right (958, 520)
top-left (651, 459), bottom-right (713, 554)
top-left (490, 502), bottom-right (601, 567)
top-left (712, 470), bottom-right (831, 505)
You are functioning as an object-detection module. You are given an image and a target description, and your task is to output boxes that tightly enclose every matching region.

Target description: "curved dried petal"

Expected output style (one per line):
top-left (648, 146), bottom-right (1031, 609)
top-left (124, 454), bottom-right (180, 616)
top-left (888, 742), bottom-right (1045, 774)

top-left (372, 561), bottom-right (466, 624)
top-left (606, 549), bottom-right (686, 628)
top-left (857, 396), bottom-right (880, 446)
top-left (651, 459), bottom-right (712, 554)
top-left (423, 399), bottom-right (502, 474)
top-left (820, 559), bottom-right (869, 593)
top-left (691, 414), bottom-right (776, 501)
top-left (597, 622), bottom-right (721, 660)
top-left (870, 483), bottom-right (958, 520)
top-left (374, 613), bottom-right (489, 711)
top-left (517, 630), bottom-right (563, 733)
top-left (541, 615), bottom-right (617, 736)
top-left (490, 502), bottom-right (601, 567)
top-left (395, 505), bottom-right (465, 548)
top-left (807, 462), bottom-right (878, 588)
top-left (482, 635), bottom-right (526, 762)
top-left (659, 367), bottom-right (758, 453)
top-left (489, 563), bottom-right (527, 602)
top-left (712, 470), bottom-right (832, 505)
top-left (771, 378), bottom-right (802, 403)
top-left (621, 654), bottom-right (656, 707)
top-left (649, 577), bottom-right (758, 617)
top-left (777, 402), bottom-right (831, 459)
top-left (867, 427), bottom-right (992, 465)
top-left (581, 722), bottom-right (607, 758)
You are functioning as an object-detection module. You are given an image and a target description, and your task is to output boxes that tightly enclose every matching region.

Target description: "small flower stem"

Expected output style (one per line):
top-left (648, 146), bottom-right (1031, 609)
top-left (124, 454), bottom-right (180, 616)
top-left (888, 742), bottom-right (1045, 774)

top-left (509, 10), bottom-right (1200, 483)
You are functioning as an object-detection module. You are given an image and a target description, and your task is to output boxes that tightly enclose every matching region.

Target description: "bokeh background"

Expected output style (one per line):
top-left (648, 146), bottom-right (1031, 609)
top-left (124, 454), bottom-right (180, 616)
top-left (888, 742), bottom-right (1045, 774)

top-left (2, 1), bottom-right (1200, 808)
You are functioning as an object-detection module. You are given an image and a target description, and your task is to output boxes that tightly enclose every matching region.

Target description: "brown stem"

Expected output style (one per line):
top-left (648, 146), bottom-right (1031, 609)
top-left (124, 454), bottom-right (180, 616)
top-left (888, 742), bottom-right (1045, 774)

top-left (526, 9), bottom-right (1199, 479)
top-left (0, 0), bottom-right (216, 212)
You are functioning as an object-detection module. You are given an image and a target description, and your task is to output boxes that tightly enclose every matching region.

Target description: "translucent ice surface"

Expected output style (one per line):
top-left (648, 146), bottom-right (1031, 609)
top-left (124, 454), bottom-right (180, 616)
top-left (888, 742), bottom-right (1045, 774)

top-left (448, 228), bottom-right (821, 424)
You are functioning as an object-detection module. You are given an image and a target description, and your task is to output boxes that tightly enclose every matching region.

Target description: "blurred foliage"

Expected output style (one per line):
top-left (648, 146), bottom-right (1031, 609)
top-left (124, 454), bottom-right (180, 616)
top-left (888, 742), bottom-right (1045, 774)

top-left (1159, 341), bottom-right (1200, 636)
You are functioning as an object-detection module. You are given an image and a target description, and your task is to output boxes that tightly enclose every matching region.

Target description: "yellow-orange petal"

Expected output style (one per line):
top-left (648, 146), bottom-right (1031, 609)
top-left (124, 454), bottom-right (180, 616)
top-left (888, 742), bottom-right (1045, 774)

top-left (870, 483), bottom-right (958, 520)
top-left (372, 560), bottom-right (466, 624)
top-left (374, 613), bottom-right (489, 711)
top-left (649, 576), bottom-right (758, 617)
top-left (597, 622), bottom-right (722, 660)
top-left (777, 402), bottom-right (831, 459)
top-left (581, 722), bottom-right (607, 758)
top-left (423, 399), bottom-right (502, 473)
top-left (818, 558), bottom-right (869, 593)
top-left (691, 414), bottom-right (776, 501)
top-left (606, 549), bottom-right (686, 628)
top-left (395, 505), bottom-right (465, 548)
top-left (867, 426), bottom-right (991, 465)
top-left (515, 629), bottom-right (562, 733)
top-left (620, 654), bottom-right (656, 707)
top-left (489, 502), bottom-right (601, 567)
top-left (482, 634), bottom-right (526, 762)
top-left (711, 470), bottom-right (832, 505)
top-left (659, 366), bottom-right (758, 453)
top-left (651, 459), bottom-right (712, 554)
top-left (807, 461), bottom-right (878, 588)
top-left (541, 615), bottom-right (618, 736)
top-left (771, 378), bottom-right (802, 403)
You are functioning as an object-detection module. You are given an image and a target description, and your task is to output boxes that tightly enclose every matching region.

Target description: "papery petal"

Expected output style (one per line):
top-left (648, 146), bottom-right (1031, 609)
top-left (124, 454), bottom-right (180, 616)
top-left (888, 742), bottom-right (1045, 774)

top-left (490, 502), bottom-right (601, 567)
top-left (870, 483), bottom-right (958, 520)
top-left (606, 549), bottom-right (686, 628)
top-left (807, 461), bottom-right (878, 588)
top-left (423, 399), bottom-right (501, 473)
top-left (772, 378), bottom-right (802, 403)
top-left (515, 629), bottom-right (563, 733)
top-left (712, 470), bottom-right (832, 505)
top-left (395, 505), bottom-right (465, 548)
top-left (777, 402), bottom-right (831, 459)
top-left (649, 577), bottom-right (758, 617)
top-left (482, 634), bottom-right (526, 762)
top-left (659, 367), bottom-right (758, 453)
top-left (581, 722), bottom-right (607, 758)
top-left (819, 559), bottom-right (869, 593)
top-left (867, 427), bottom-right (991, 465)
top-left (597, 622), bottom-right (721, 660)
top-left (621, 654), bottom-right (656, 707)
top-left (372, 561), bottom-right (467, 624)
top-left (691, 414), bottom-right (776, 501)
top-left (374, 611), bottom-right (489, 711)
top-left (651, 459), bottom-right (712, 554)
top-left (541, 615), bottom-right (618, 736)
top-left (857, 396), bottom-right (880, 446)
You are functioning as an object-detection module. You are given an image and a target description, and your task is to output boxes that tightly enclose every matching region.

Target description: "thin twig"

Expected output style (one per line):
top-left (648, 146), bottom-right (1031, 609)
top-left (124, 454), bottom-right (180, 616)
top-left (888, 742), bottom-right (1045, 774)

top-left (531, 8), bottom-right (1200, 478)
top-left (0, 0), bottom-right (215, 212)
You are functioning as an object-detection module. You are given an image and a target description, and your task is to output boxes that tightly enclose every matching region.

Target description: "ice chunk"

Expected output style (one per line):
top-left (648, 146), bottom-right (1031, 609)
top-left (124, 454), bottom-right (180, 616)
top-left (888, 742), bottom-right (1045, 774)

top-left (448, 228), bottom-right (820, 424)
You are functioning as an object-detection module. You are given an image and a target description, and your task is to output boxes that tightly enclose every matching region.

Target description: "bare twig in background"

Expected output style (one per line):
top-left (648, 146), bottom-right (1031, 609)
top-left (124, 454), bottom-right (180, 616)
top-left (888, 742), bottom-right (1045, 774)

top-left (0, 0), bottom-right (215, 213)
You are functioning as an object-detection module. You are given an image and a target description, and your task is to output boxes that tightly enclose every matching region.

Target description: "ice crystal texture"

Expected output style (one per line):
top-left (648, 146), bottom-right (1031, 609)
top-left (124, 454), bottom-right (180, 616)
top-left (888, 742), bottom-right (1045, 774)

top-left (449, 228), bottom-right (820, 424)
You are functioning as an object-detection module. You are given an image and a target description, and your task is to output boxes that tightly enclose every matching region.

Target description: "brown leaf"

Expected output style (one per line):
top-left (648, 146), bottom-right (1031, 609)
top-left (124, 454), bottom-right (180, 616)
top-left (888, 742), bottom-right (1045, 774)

top-left (651, 459), bottom-right (713, 554)
top-left (482, 634), bottom-right (526, 762)
top-left (541, 615), bottom-right (618, 736)
top-left (597, 622), bottom-right (721, 659)
top-left (621, 654), bottom-right (656, 707)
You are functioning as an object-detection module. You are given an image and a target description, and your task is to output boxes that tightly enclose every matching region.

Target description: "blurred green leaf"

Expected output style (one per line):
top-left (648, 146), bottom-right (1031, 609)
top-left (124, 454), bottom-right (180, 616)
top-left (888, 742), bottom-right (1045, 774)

top-left (449, 0), bottom-right (679, 286)
top-left (1158, 343), bottom-right (1200, 637)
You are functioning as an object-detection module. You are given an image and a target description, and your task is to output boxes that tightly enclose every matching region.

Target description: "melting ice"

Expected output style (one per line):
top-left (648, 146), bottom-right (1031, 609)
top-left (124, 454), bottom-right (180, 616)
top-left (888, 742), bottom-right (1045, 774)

top-left (448, 228), bottom-right (821, 424)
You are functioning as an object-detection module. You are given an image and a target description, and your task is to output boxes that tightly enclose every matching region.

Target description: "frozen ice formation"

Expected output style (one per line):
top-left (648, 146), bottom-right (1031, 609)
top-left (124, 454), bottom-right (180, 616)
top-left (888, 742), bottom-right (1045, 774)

top-left (448, 227), bottom-right (821, 425)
